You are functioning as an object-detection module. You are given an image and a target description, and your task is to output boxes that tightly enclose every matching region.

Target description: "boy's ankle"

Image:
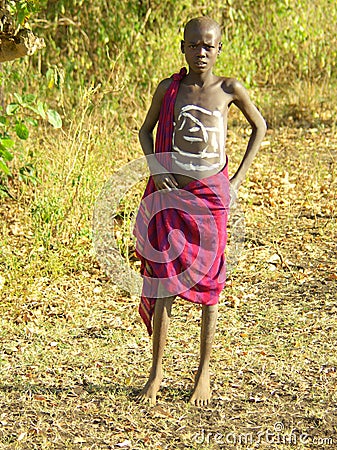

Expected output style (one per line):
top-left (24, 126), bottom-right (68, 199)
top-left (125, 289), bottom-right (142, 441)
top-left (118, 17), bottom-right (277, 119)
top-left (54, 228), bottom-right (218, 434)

top-left (150, 367), bottom-right (163, 378)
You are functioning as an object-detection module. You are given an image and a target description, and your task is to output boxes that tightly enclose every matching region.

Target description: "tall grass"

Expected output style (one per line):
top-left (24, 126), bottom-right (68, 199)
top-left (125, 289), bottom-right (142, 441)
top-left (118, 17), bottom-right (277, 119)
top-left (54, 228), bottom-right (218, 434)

top-left (3, 1), bottom-right (337, 99)
top-left (1, 0), bottom-right (336, 282)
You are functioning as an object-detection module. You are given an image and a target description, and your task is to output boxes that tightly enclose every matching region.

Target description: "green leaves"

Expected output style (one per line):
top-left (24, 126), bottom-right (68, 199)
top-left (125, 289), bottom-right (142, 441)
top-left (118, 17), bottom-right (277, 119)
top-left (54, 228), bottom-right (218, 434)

top-left (6, 104), bottom-right (20, 115)
top-left (0, 91), bottom-right (62, 192)
top-left (0, 159), bottom-right (12, 176)
top-left (0, 137), bottom-right (15, 150)
top-left (6, 94), bottom-right (63, 129)
top-left (0, 137), bottom-right (14, 177)
top-left (8, 0), bottom-right (41, 26)
top-left (46, 110), bottom-right (62, 129)
top-left (15, 122), bottom-right (29, 140)
top-left (37, 102), bottom-right (46, 120)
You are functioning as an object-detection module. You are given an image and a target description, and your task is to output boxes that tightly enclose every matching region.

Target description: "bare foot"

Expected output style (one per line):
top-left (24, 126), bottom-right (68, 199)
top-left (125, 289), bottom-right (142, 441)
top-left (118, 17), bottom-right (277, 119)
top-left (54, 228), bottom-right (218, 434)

top-left (137, 371), bottom-right (163, 405)
top-left (189, 369), bottom-right (211, 407)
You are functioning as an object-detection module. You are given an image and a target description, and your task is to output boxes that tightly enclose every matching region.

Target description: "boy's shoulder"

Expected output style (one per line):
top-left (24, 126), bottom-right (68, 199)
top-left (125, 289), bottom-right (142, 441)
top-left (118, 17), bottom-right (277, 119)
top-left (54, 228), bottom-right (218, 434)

top-left (217, 76), bottom-right (250, 101)
top-left (219, 76), bottom-right (244, 92)
top-left (156, 77), bottom-right (174, 94)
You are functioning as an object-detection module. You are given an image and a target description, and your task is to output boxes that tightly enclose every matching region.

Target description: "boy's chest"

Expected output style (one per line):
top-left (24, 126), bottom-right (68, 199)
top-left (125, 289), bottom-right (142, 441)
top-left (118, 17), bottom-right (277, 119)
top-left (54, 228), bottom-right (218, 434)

top-left (174, 84), bottom-right (232, 121)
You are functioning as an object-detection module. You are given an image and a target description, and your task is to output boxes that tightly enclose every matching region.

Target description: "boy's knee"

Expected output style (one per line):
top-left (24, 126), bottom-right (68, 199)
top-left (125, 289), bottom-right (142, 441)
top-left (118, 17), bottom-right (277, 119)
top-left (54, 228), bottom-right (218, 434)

top-left (157, 281), bottom-right (174, 301)
top-left (203, 304), bottom-right (218, 314)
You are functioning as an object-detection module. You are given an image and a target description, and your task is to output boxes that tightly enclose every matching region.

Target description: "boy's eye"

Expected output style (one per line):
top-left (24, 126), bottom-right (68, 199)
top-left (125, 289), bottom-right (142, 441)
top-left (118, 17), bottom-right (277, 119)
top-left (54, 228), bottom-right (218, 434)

top-left (188, 44), bottom-right (215, 50)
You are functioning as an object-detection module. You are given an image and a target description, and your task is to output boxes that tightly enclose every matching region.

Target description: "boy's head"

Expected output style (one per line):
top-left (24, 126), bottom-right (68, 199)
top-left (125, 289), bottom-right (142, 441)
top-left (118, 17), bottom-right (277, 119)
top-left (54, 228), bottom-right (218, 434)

top-left (183, 17), bottom-right (222, 43)
top-left (181, 17), bottom-right (222, 72)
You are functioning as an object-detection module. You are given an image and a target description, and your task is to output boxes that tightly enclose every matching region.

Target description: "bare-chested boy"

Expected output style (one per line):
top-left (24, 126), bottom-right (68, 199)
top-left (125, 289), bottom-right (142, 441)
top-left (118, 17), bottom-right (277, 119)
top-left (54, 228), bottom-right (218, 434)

top-left (134, 17), bottom-right (266, 406)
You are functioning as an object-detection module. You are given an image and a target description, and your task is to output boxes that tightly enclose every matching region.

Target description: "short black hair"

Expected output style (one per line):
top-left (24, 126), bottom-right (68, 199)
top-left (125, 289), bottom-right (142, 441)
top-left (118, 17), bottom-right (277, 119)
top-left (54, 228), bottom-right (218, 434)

top-left (184, 17), bottom-right (222, 40)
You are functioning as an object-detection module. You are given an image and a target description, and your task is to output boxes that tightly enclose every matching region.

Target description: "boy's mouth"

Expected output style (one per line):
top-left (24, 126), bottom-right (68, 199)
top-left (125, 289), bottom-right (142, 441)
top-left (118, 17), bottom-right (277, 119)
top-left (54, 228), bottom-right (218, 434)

top-left (195, 60), bottom-right (207, 67)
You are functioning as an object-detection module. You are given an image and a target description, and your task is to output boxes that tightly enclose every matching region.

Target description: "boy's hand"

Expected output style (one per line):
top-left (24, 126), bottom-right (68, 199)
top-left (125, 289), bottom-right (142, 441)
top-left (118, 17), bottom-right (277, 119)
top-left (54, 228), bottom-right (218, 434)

top-left (229, 176), bottom-right (241, 193)
top-left (152, 173), bottom-right (179, 191)
top-left (229, 176), bottom-right (241, 207)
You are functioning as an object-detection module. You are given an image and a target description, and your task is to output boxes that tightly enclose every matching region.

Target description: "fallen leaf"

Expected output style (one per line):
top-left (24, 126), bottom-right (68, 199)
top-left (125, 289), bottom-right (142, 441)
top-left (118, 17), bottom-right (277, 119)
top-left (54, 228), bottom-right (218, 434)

top-left (10, 223), bottom-right (24, 236)
top-left (17, 432), bottom-right (27, 441)
top-left (267, 253), bottom-right (282, 264)
top-left (116, 440), bottom-right (132, 448)
top-left (153, 405), bottom-right (173, 418)
top-left (248, 395), bottom-right (265, 403)
top-left (328, 273), bottom-right (337, 280)
top-left (0, 275), bottom-right (5, 290)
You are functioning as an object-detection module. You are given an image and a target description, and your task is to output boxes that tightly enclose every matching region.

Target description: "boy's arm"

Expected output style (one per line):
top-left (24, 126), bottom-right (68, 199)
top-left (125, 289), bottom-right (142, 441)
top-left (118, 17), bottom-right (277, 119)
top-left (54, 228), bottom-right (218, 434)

top-left (228, 80), bottom-right (267, 194)
top-left (139, 79), bottom-right (178, 190)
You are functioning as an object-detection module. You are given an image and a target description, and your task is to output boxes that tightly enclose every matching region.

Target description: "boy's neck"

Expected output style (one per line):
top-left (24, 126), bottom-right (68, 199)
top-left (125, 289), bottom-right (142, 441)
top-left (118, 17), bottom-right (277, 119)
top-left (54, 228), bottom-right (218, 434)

top-left (185, 69), bottom-right (215, 87)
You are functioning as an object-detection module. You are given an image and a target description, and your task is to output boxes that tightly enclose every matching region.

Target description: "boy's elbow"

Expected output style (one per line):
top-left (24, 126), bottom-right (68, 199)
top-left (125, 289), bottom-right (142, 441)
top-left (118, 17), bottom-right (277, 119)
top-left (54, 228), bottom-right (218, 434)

top-left (139, 124), bottom-right (150, 141)
top-left (261, 119), bottom-right (267, 135)
top-left (138, 126), bottom-right (146, 145)
top-left (139, 125), bottom-right (153, 153)
top-left (256, 117), bottom-right (267, 136)
top-left (138, 126), bottom-right (144, 140)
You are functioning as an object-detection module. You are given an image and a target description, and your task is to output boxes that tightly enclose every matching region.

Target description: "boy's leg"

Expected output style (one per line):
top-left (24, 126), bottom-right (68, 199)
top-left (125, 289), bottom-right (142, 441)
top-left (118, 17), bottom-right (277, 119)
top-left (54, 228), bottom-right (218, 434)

top-left (138, 294), bottom-right (175, 405)
top-left (190, 303), bottom-right (218, 406)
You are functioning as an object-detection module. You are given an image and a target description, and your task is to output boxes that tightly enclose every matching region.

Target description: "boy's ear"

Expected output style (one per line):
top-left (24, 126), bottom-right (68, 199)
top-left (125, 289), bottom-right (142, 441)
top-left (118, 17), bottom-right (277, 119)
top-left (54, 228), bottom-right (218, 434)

top-left (218, 42), bottom-right (222, 54)
top-left (181, 40), bottom-right (185, 54)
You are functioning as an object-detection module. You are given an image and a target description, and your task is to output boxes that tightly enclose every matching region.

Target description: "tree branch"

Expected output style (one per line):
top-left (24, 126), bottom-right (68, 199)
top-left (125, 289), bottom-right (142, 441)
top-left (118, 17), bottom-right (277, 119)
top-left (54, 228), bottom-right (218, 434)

top-left (0, 29), bottom-right (45, 62)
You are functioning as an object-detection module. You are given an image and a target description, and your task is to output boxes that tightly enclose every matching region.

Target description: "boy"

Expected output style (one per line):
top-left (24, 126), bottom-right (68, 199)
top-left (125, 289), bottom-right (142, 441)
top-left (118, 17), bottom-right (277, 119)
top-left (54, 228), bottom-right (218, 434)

top-left (133, 17), bottom-right (266, 406)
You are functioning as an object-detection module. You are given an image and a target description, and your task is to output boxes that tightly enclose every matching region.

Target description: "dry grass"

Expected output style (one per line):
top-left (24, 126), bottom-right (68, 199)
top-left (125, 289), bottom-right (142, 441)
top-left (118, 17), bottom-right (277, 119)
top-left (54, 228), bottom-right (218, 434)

top-left (1, 94), bottom-right (337, 449)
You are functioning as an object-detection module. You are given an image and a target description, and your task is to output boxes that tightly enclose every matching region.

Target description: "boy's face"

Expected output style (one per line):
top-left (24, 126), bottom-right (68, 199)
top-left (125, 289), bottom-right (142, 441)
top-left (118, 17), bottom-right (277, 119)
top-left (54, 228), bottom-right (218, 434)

top-left (182, 22), bottom-right (221, 73)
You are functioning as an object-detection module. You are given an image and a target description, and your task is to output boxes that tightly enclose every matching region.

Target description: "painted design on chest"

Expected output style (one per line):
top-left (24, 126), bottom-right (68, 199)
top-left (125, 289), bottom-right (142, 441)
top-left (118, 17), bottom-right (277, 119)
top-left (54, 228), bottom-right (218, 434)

top-left (172, 105), bottom-right (225, 172)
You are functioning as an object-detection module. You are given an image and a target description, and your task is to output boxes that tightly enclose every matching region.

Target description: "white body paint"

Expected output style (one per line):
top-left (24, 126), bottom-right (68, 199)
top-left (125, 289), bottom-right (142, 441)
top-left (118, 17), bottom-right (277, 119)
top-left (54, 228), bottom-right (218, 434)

top-left (172, 105), bottom-right (225, 175)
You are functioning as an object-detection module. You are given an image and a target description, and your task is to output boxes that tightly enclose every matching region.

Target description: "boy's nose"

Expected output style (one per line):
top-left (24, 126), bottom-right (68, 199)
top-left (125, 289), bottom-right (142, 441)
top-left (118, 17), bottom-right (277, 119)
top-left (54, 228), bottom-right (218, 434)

top-left (197, 46), bottom-right (206, 57)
